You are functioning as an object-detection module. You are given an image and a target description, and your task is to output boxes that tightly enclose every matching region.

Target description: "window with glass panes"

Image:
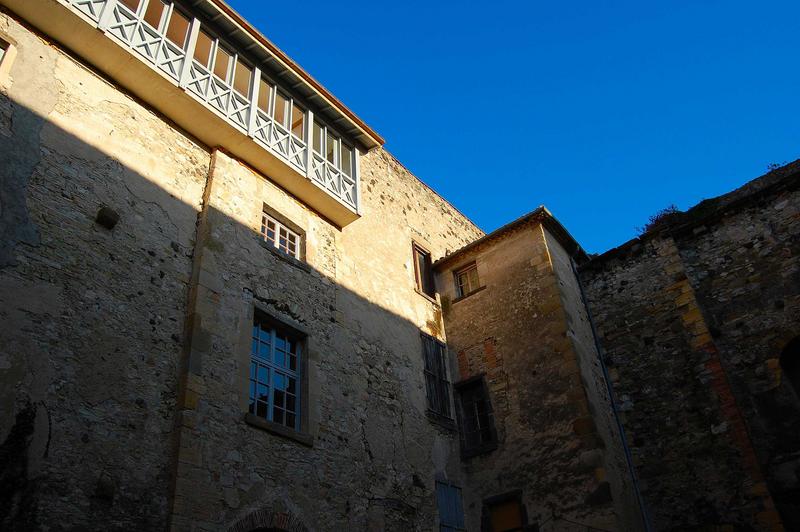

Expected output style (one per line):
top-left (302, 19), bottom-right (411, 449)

top-left (249, 314), bottom-right (301, 430)
top-left (120, 0), bottom-right (191, 49)
top-left (312, 121), bottom-right (355, 176)
top-left (413, 243), bottom-right (435, 297)
top-left (0, 40), bottom-right (7, 64)
top-left (455, 263), bottom-right (480, 297)
top-left (422, 333), bottom-right (452, 418)
top-left (260, 212), bottom-right (300, 259)
top-left (436, 481), bottom-right (466, 532)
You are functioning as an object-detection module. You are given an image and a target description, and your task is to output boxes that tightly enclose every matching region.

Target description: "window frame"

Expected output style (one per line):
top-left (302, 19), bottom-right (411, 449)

top-left (436, 480), bottom-right (467, 532)
top-left (413, 242), bottom-right (436, 299)
top-left (260, 211), bottom-right (302, 260)
top-left (455, 375), bottom-right (498, 458)
top-left (248, 309), bottom-right (305, 432)
top-left (422, 332), bottom-right (453, 420)
top-left (313, 120), bottom-right (354, 174)
top-left (454, 262), bottom-right (481, 298)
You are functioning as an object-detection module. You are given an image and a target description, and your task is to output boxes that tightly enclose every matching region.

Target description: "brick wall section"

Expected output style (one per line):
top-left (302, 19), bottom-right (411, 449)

top-left (580, 166), bottom-right (800, 531)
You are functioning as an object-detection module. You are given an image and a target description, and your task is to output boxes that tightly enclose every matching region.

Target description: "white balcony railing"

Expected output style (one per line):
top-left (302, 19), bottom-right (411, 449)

top-left (59, 0), bottom-right (359, 213)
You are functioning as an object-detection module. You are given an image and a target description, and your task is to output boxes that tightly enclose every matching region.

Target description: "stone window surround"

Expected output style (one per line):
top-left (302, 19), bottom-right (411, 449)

top-left (240, 303), bottom-right (314, 448)
top-left (260, 205), bottom-right (302, 260)
top-left (0, 32), bottom-right (18, 90)
top-left (454, 374), bottom-right (498, 459)
top-left (256, 203), bottom-right (311, 273)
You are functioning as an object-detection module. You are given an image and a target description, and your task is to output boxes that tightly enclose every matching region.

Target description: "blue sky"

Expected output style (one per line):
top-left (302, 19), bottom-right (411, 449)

top-left (229, 0), bottom-right (800, 253)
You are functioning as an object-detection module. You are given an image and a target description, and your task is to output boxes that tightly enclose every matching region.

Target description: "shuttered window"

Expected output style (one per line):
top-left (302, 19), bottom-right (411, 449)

top-left (456, 377), bottom-right (497, 457)
top-left (436, 481), bottom-right (466, 532)
top-left (422, 333), bottom-right (451, 418)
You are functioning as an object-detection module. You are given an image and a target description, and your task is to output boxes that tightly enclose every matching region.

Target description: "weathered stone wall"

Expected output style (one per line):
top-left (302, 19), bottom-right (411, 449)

top-left (543, 227), bottom-right (644, 532)
top-left (0, 10), bottom-right (209, 530)
top-left (580, 166), bottom-right (800, 531)
top-left (169, 146), bottom-right (484, 531)
top-left (436, 220), bottom-right (631, 531)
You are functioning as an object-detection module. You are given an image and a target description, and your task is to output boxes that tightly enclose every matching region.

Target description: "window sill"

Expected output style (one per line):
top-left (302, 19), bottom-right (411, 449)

top-left (452, 285), bottom-right (486, 304)
top-left (426, 409), bottom-right (457, 432)
top-left (244, 413), bottom-right (314, 447)
top-left (257, 238), bottom-right (311, 273)
top-left (414, 287), bottom-right (439, 306)
top-left (461, 441), bottom-right (498, 460)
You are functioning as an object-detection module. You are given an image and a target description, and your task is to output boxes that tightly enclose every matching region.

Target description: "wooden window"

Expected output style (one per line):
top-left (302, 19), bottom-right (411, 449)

top-left (143, 0), bottom-right (167, 30)
top-left (436, 481), bottom-right (466, 532)
top-left (249, 312), bottom-right (302, 430)
top-left (165, 8), bottom-right (191, 48)
top-left (233, 58), bottom-right (253, 97)
top-left (273, 91), bottom-right (289, 127)
top-left (261, 212), bottom-right (301, 259)
top-left (193, 30), bottom-right (214, 67)
top-left (455, 263), bottom-right (480, 298)
top-left (291, 102), bottom-right (305, 139)
top-left (413, 243), bottom-right (435, 297)
top-left (340, 144), bottom-right (353, 176)
top-left (118, 0), bottom-right (141, 13)
top-left (422, 333), bottom-right (451, 418)
top-left (483, 493), bottom-right (526, 532)
top-left (213, 45), bottom-right (233, 81)
top-left (456, 377), bottom-right (497, 457)
top-left (257, 78), bottom-right (273, 114)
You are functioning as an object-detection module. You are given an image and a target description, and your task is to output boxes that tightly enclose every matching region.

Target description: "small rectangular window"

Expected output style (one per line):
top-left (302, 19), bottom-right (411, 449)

top-left (326, 130), bottom-right (338, 164)
top-left (413, 243), bottom-right (435, 297)
top-left (456, 377), bottom-right (497, 456)
top-left (213, 45), bottom-right (232, 81)
top-left (436, 481), bottom-right (466, 532)
top-left (340, 144), bottom-right (353, 176)
top-left (422, 333), bottom-right (451, 418)
top-left (261, 212), bottom-right (301, 259)
top-left (290, 102), bottom-right (305, 139)
top-left (257, 78), bottom-right (272, 114)
top-left (455, 263), bottom-right (480, 298)
top-left (165, 8), bottom-right (191, 48)
top-left (143, 0), bottom-right (167, 30)
top-left (233, 59), bottom-right (252, 97)
top-left (193, 30), bottom-right (214, 67)
top-left (487, 497), bottom-right (524, 532)
top-left (118, 0), bottom-right (140, 13)
top-left (273, 91), bottom-right (289, 127)
top-left (312, 121), bottom-right (323, 154)
top-left (249, 313), bottom-right (302, 431)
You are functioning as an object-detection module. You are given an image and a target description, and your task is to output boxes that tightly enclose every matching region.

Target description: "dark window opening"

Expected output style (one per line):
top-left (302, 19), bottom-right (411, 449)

top-left (422, 333), bottom-right (451, 419)
top-left (781, 336), bottom-right (800, 398)
top-left (482, 492), bottom-right (527, 532)
top-left (413, 243), bottom-right (435, 297)
top-left (456, 376), bottom-right (497, 457)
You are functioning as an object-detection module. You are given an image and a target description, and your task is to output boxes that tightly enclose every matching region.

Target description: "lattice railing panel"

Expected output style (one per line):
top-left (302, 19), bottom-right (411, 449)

top-left (56, 0), bottom-right (358, 212)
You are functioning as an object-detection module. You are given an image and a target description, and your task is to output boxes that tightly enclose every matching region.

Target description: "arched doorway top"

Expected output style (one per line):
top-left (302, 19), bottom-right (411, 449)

top-left (227, 506), bottom-right (309, 532)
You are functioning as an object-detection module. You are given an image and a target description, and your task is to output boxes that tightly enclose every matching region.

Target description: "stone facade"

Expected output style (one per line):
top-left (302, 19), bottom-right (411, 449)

top-left (1, 2), bottom-right (799, 532)
top-left (580, 164), bottom-right (800, 531)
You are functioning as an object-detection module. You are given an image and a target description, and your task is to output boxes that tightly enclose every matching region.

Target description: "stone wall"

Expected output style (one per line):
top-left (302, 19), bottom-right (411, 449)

top-left (0, 8), bottom-right (489, 531)
top-left (580, 165), bottom-right (800, 531)
top-left (0, 10), bottom-right (209, 530)
top-left (436, 218), bottom-right (639, 531)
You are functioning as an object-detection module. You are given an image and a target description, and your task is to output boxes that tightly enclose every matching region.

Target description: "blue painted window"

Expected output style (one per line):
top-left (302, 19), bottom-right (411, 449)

top-left (249, 315), bottom-right (301, 430)
top-left (436, 481), bottom-right (466, 532)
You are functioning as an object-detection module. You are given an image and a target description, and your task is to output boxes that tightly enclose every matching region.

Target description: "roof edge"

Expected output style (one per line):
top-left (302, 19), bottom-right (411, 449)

top-left (208, 0), bottom-right (384, 148)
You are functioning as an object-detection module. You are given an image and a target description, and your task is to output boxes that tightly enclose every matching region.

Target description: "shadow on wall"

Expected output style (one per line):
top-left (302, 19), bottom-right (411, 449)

top-left (0, 96), bottom-right (461, 531)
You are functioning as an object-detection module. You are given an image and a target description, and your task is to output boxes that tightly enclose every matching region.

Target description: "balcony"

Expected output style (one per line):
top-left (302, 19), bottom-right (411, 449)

top-left (3, 0), bottom-right (383, 226)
